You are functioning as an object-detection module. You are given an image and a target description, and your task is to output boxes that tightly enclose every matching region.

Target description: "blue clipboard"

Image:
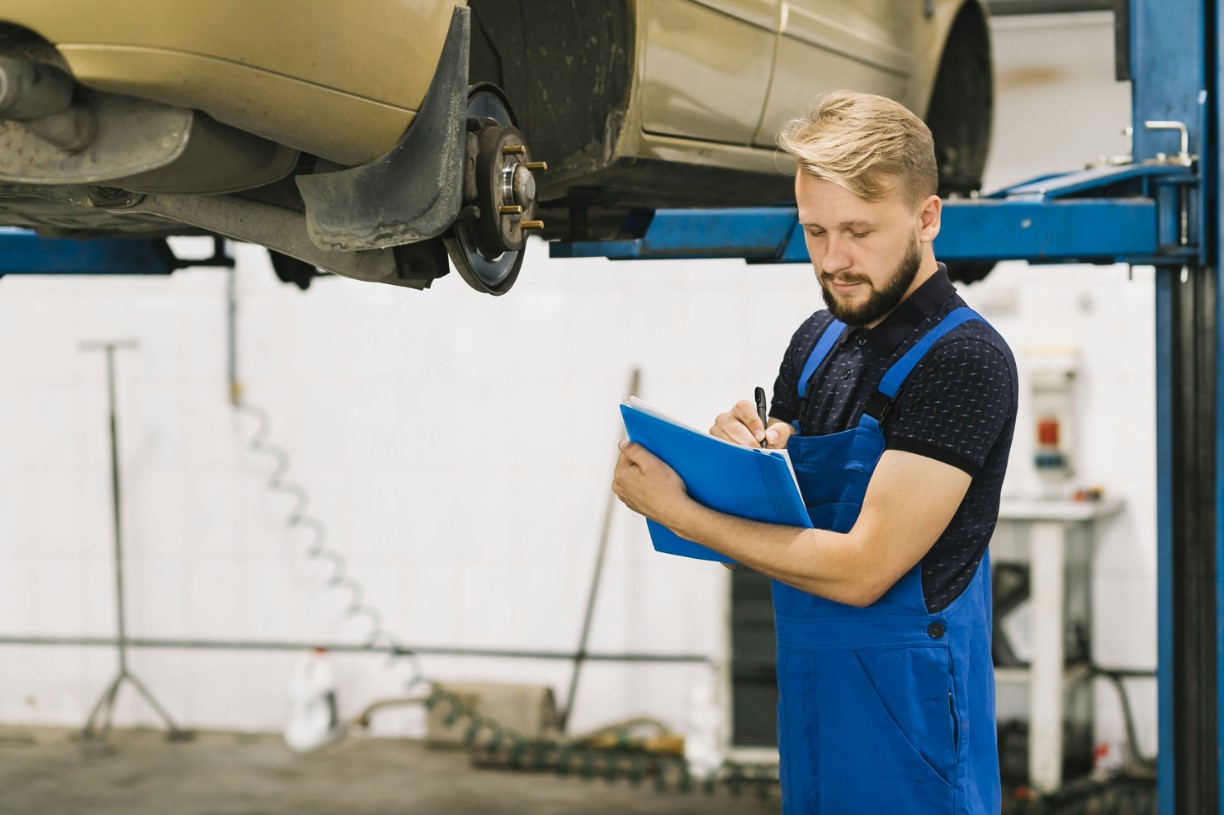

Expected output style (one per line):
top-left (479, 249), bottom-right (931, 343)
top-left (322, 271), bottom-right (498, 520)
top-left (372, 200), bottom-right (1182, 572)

top-left (620, 398), bottom-right (813, 563)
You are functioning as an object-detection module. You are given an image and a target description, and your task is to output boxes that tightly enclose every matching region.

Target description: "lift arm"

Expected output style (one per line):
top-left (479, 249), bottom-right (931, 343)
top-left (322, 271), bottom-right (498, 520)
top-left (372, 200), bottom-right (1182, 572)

top-left (0, 230), bottom-right (230, 277)
top-left (551, 161), bottom-right (1200, 268)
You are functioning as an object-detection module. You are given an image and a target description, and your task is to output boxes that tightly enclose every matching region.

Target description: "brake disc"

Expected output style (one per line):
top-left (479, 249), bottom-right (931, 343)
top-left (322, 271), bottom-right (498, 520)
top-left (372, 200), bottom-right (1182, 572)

top-left (444, 86), bottom-right (546, 296)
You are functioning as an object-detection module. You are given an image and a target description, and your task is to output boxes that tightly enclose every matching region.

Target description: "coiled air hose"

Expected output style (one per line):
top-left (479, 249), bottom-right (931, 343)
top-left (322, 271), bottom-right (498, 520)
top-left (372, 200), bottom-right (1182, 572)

top-left (227, 269), bottom-right (774, 796)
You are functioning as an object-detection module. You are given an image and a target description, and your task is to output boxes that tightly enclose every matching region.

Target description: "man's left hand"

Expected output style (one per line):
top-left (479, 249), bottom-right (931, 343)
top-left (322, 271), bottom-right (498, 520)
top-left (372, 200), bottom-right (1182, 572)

top-left (612, 441), bottom-right (689, 526)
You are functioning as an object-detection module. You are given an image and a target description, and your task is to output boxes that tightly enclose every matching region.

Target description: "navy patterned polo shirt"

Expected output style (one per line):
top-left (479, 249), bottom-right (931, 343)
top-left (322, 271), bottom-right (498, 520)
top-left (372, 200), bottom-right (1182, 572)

top-left (770, 265), bottom-right (1018, 613)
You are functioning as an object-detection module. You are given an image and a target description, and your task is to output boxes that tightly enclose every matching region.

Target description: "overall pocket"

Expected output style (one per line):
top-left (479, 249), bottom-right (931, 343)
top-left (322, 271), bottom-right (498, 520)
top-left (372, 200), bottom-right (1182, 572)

top-left (812, 646), bottom-right (958, 814)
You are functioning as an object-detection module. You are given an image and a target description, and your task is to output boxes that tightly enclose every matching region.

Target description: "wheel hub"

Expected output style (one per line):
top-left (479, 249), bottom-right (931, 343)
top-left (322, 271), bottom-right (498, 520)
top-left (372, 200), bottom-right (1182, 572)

top-left (471, 125), bottom-right (546, 258)
top-left (443, 87), bottom-right (546, 296)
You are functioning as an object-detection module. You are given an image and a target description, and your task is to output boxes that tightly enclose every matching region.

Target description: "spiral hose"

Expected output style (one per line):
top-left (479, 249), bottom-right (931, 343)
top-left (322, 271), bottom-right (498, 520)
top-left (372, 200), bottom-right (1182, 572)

top-left (223, 264), bottom-right (777, 794)
top-left (234, 398), bottom-right (425, 690)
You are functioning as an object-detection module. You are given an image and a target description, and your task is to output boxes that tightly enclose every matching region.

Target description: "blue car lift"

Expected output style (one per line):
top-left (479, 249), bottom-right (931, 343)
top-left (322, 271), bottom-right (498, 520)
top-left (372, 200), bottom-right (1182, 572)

top-left (559, 1), bottom-right (1213, 811)
top-left (0, 0), bottom-right (1213, 809)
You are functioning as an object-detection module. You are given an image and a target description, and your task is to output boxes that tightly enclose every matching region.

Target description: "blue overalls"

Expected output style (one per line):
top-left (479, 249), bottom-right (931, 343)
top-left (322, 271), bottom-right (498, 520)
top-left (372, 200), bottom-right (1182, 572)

top-left (774, 307), bottom-right (999, 815)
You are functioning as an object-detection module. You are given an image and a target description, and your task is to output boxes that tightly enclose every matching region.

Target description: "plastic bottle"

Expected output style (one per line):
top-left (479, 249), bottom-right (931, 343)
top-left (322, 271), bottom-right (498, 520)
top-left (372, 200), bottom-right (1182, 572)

top-left (284, 647), bottom-right (343, 752)
top-left (684, 679), bottom-right (725, 779)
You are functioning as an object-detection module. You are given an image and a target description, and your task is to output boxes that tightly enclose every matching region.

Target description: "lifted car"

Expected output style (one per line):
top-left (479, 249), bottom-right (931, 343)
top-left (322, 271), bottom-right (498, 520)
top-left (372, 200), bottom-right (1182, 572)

top-left (0, 1), bottom-right (993, 293)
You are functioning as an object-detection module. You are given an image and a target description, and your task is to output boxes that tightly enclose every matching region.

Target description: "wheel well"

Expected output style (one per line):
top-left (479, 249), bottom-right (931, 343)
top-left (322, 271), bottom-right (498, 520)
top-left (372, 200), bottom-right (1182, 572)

top-left (0, 24), bottom-right (66, 68)
top-left (467, 1), bottom-right (634, 187)
top-left (927, 1), bottom-right (993, 197)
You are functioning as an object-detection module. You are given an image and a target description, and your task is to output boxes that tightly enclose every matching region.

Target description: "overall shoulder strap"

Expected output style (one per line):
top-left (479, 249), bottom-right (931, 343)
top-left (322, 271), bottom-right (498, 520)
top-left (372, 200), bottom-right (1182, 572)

top-left (797, 318), bottom-right (847, 400)
top-left (859, 307), bottom-right (984, 427)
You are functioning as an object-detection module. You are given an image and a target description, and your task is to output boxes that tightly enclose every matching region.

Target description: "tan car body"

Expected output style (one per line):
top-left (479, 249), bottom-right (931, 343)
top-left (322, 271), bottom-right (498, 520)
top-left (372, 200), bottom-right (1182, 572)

top-left (0, 0), bottom-right (992, 290)
top-left (0, 0), bottom-right (454, 165)
top-left (629, 0), bottom-right (981, 180)
top-left (1, 0), bottom-right (987, 180)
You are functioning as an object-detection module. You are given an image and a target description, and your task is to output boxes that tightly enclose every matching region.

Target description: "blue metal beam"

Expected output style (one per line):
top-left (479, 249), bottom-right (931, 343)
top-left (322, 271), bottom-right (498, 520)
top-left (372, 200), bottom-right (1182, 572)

top-left (550, 209), bottom-right (800, 262)
top-left (550, 197), bottom-right (1192, 267)
top-left (991, 163), bottom-right (1190, 200)
top-left (0, 230), bottom-right (177, 277)
top-left (551, 159), bottom-right (1199, 267)
top-left (937, 199), bottom-right (1166, 264)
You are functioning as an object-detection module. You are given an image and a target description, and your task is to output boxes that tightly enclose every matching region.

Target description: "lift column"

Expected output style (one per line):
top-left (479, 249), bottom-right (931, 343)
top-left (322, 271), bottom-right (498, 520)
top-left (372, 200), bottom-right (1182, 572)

top-left (1131, 0), bottom-right (1217, 811)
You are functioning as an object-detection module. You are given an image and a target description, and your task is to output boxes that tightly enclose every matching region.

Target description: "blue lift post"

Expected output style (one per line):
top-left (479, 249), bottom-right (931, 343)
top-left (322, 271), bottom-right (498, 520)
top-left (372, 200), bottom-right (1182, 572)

top-left (1132, 2), bottom-right (1212, 814)
top-left (555, 1), bottom-right (1214, 810)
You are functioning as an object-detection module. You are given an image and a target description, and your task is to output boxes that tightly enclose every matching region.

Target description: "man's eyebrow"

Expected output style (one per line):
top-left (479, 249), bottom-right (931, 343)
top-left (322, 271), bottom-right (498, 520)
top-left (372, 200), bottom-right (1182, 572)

top-left (800, 220), bottom-right (877, 229)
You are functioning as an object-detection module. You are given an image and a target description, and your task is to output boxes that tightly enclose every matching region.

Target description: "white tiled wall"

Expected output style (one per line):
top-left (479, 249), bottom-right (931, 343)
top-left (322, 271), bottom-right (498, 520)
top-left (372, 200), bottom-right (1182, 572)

top-left (0, 11), bottom-right (1156, 759)
top-left (0, 250), bottom-right (822, 736)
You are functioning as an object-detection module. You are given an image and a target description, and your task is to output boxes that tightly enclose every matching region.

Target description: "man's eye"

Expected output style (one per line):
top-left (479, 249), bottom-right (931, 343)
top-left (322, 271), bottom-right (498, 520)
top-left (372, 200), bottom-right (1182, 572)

top-left (807, 230), bottom-right (826, 238)
top-left (851, 231), bottom-right (871, 239)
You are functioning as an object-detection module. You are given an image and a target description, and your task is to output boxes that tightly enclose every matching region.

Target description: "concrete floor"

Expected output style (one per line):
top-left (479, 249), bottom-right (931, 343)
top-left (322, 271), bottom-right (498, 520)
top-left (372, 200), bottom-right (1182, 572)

top-left (0, 726), bottom-right (779, 815)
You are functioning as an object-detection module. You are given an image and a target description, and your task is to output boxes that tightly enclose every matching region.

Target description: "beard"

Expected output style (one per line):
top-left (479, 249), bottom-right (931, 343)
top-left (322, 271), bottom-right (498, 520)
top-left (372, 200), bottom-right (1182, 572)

top-left (819, 236), bottom-right (923, 326)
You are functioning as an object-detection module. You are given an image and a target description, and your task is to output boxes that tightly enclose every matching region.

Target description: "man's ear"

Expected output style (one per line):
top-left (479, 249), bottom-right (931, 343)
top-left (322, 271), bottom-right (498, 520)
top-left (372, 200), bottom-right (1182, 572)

top-left (918, 194), bottom-right (942, 243)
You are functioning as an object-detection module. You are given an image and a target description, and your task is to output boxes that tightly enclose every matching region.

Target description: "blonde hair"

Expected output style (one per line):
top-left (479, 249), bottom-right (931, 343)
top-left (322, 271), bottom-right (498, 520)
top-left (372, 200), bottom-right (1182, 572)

top-left (777, 90), bottom-right (938, 207)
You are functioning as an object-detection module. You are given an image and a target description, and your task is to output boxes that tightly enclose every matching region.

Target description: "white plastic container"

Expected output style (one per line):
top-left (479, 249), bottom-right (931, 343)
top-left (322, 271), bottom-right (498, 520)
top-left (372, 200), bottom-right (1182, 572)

top-left (284, 647), bottom-right (343, 752)
top-left (684, 680), bottom-right (725, 779)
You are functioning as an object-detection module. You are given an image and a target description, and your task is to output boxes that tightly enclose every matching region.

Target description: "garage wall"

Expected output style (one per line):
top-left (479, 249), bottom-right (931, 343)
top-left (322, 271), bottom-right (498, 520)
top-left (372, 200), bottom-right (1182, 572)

top-left (0, 246), bottom-right (824, 737)
top-left (0, 12), bottom-right (1155, 759)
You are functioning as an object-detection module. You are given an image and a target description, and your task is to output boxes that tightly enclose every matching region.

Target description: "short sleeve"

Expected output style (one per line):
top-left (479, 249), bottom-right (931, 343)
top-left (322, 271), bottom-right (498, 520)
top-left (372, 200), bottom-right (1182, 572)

top-left (770, 312), bottom-right (832, 425)
top-left (884, 336), bottom-right (1017, 477)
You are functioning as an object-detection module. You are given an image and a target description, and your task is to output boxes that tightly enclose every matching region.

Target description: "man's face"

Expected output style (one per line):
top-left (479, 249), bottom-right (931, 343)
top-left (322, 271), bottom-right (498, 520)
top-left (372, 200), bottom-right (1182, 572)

top-left (795, 173), bottom-right (934, 327)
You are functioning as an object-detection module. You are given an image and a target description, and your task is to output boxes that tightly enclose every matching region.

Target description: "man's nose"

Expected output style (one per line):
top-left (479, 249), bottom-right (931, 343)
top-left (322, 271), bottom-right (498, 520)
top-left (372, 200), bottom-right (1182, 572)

top-left (821, 235), bottom-right (853, 275)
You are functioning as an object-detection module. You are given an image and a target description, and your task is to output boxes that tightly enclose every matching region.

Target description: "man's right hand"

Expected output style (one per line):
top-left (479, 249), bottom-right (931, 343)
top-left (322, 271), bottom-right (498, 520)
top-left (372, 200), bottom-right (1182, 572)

top-left (710, 401), bottom-right (794, 449)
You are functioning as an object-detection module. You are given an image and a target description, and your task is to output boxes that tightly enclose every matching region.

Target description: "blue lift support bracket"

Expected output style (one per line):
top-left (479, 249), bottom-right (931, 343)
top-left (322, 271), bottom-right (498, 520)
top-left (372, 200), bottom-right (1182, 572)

top-left (551, 162), bottom-right (1201, 268)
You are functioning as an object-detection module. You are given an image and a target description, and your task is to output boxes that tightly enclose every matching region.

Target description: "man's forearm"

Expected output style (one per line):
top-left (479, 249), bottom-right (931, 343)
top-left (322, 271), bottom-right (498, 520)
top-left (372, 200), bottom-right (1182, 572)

top-left (614, 446), bottom-right (964, 606)
top-left (666, 499), bottom-right (884, 607)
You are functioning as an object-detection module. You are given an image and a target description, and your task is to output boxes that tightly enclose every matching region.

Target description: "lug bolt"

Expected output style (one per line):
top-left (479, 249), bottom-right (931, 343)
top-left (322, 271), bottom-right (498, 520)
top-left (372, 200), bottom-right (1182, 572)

top-left (521, 220), bottom-right (545, 231)
top-left (499, 205), bottom-right (524, 216)
top-left (501, 144), bottom-right (527, 156)
top-left (523, 161), bottom-right (548, 171)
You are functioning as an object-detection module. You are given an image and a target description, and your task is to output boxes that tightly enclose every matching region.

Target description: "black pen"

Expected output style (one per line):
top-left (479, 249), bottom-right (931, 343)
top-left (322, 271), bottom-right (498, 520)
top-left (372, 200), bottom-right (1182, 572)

top-left (754, 386), bottom-right (768, 448)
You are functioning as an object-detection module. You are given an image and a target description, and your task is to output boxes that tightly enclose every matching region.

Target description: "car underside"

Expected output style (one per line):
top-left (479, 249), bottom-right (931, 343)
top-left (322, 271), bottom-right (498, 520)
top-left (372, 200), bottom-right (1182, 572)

top-left (0, 1), bottom-right (994, 292)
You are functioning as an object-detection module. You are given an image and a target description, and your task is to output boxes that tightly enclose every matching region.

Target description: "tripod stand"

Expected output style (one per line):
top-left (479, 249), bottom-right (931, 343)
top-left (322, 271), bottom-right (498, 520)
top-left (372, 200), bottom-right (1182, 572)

top-left (78, 340), bottom-right (191, 744)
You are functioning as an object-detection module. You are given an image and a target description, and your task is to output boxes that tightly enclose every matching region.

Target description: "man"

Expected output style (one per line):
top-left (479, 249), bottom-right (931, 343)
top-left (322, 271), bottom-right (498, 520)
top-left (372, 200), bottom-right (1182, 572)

top-left (612, 90), bottom-right (1017, 815)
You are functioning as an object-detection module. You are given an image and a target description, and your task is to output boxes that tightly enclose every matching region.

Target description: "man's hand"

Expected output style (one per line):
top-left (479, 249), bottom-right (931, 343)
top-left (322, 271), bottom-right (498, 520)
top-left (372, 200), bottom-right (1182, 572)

top-left (612, 440), bottom-right (691, 527)
top-left (710, 401), bottom-right (794, 449)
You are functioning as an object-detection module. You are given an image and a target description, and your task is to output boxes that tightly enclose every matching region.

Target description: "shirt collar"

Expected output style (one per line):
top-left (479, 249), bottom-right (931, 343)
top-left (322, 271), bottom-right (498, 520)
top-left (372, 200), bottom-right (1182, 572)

top-left (850, 263), bottom-right (957, 354)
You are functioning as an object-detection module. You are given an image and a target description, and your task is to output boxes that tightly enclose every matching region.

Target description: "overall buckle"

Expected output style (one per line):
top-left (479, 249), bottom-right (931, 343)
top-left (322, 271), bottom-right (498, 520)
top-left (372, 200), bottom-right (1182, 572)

top-left (863, 391), bottom-right (894, 424)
